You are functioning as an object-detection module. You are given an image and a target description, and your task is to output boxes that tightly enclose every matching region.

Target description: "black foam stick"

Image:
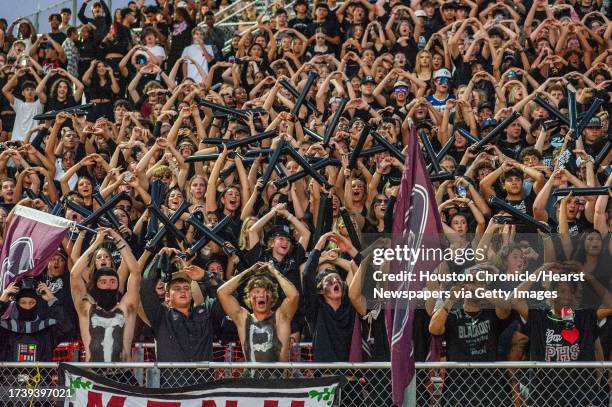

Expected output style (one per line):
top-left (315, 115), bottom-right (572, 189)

top-left (261, 139), bottom-right (286, 187)
top-left (196, 98), bottom-right (249, 120)
top-left (186, 216), bottom-right (244, 261)
top-left (274, 157), bottom-right (339, 187)
top-left (81, 192), bottom-right (129, 226)
top-left (65, 198), bottom-right (113, 228)
top-left (199, 138), bottom-right (224, 145)
top-left (33, 103), bottom-right (93, 121)
top-left (145, 200), bottom-right (191, 250)
top-left (219, 158), bottom-right (264, 180)
top-left (24, 188), bottom-right (37, 199)
top-left (370, 130), bottom-right (404, 162)
top-left (488, 196), bottom-right (551, 233)
top-left (323, 97), bottom-right (348, 146)
top-left (552, 187), bottom-right (612, 197)
top-left (349, 124), bottom-right (372, 169)
top-left (185, 154), bottom-right (221, 163)
top-left (339, 207), bottom-right (361, 251)
top-left (576, 98), bottom-right (604, 135)
top-left (146, 180), bottom-right (166, 240)
top-left (427, 135), bottom-right (455, 172)
top-left (186, 149), bottom-right (274, 163)
top-left (303, 127), bottom-right (324, 142)
top-left (455, 126), bottom-right (481, 144)
top-left (359, 145), bottom-right (387, 158)
top-left (148, 205), bottom-right (189, 243)
top-left (314, 193), bottom-right (333, 243)
top-left (594, 139), bottom-right (611, 168)
top-left (429, 172), bottom-right (455, 182)
top-left (470, 111), bottom-right (521, 153)
top-left (243, 148), bottom-right (274, 157)
top-left (533, 96), bottom-right (570, 125)
top-left (419, 129), bottom-right (441, 173)
top-left (279, 79), bottom-right (319, 114)
top-left (93, 192), bottom-right (128, 237)
top-left (50, 200), bottom-right (63, 216)
top-left (226, 129), bottom-right (278, 149)
top-left (567, 84), bottom-right (578, 138)
top-left (291, 71), bottom-right (318, 118)
top-left (284, 143), bottom-right (331, 188)
top-left (184, 216), bottom-right (232, 257)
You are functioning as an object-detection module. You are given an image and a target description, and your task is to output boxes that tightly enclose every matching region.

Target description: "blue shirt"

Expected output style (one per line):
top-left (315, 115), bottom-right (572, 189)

top-left (426, 94), bottom-right (456, 113)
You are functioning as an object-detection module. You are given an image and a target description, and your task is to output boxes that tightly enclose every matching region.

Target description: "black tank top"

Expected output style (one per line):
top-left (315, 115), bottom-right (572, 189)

top-left (243, 312), bottom-right (281, 362)
top-left (88, 306), bottom-right (125, 362)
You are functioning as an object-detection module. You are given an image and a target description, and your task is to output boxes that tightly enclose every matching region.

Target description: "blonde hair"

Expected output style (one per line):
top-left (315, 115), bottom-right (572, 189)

top-left (239, 216), bottom-right (258, 250)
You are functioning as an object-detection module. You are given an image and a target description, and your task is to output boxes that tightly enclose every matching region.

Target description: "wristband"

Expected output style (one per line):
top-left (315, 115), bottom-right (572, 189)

top-left (352, 252), bottom-right (363, 265)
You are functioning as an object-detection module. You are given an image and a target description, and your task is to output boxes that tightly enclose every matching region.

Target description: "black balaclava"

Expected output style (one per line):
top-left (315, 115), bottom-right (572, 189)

top-left (90, 267), bottom-right (120, 311)
top-left (16, 289), bottom-right (38, 321)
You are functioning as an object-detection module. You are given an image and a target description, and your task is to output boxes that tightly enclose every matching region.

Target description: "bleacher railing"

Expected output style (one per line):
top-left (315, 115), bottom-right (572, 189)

top-left (0, 361), bottom-right (609, 406)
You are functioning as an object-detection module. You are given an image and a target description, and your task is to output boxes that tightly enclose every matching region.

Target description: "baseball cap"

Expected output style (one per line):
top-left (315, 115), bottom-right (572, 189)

top-left (586, 116), bottom-right (602, 128)
top-left (269, 224), bottom-right (293, 239)
top-left (480, 118), bottom-right (498, 129)
top-left (393, 80), bottom-right (409, 92)
top-left (433, 68), bottom-right (452, 80)
top-left (235, 124), bottom-right (251, 134)
top-left (415, 10), bottom-right (427, 17)
top-left (361, 75), bottom-right (375, 85)
top-left (478, 101), bottom-right (494, 112)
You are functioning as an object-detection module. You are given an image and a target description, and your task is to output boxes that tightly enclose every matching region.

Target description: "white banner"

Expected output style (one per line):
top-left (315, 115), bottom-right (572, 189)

top-left (62, 363), bottom-right (344, 407)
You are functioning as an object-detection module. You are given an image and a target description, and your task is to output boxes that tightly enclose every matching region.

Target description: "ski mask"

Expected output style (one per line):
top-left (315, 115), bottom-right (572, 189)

top-left (90, 267), bottom-right (120, 311)
top-left (16, 289), bottom-right (38, 322)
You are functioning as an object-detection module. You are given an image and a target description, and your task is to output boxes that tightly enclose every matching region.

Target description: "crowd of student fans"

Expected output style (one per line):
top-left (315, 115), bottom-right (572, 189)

top-left (0, 0), bottom-right (609, 404)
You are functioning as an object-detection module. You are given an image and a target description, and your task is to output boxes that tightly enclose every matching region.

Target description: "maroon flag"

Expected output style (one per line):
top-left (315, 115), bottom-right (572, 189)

top-left (385, 126), bottom-right (444, 405)
top-left (0, 205), bottom-right (73, 292)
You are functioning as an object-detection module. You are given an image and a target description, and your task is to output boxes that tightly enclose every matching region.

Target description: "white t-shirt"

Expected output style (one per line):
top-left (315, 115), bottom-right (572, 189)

top-left (54, 157), bottom-right (78, 190)
top-left (181, 43), bottom-right (214, 83)
top-left (136, 45), bottom-right (167, 64)
top-left (10, 97), bottom-right (43, 142)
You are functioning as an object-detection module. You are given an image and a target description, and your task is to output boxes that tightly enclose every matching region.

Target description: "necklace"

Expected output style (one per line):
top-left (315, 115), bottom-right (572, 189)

top-left (464, 309), bottom-right (482, 326)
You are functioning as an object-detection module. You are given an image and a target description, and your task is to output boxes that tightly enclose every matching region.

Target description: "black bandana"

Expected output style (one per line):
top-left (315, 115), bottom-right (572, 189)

top-left (90, 288), bottom-right (119, 311)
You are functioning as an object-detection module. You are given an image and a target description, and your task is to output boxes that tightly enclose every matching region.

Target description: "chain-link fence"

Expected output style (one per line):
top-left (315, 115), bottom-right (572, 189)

top-left (0, 362), bottom-right (610, 406)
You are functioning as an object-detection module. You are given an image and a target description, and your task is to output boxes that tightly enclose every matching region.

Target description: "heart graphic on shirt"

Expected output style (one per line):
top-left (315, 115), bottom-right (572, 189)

top-left (561, 327), bottom-right (580, 344)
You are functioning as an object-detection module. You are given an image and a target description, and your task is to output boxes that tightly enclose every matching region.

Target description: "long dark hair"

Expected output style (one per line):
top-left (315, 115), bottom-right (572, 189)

top-left (50, 78), bottom-right (73, 101)
top-left (571, 229), bottom-right (606, 263)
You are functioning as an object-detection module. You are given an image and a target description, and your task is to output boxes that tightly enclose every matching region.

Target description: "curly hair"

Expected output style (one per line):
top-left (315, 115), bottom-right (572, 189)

top-left (243, 275), bottom-right (278, 310)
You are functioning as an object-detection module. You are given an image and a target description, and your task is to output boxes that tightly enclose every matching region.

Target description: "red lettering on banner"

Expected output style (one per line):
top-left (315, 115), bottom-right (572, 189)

top-left (290, 402), bottom-right (305, 407)
top-left (202, 401), bottom-right (238, 407)
top-left (87, 391), bottom-right (127, 407)
top-left (147, 402), bottom-right (181, 407)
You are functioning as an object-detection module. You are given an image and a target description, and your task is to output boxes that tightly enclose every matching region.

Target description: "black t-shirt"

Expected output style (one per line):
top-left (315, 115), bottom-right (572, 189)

top-left (45, 97), bottom-right (78, 113)
top-left (498, 137), bottom-right (529, 160)
top-left (49, 32), bottom-right (67, 45)
top-left (444, 308), bottom-right (509, 362)
top-left (523, 309), bottom-right (598, 362)
top-left (501, 188), bottom-right (537, 217)
top-left (288, 17), bottom-right (313, 35)
top-left (306, 20), bottom-right (341, 51)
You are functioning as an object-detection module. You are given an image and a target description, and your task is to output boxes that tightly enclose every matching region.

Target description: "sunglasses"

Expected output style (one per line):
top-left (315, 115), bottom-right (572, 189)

top-left (374, 198), bottom-right (388, 205)
top-left (436, 77), bottom-right (450, 84)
